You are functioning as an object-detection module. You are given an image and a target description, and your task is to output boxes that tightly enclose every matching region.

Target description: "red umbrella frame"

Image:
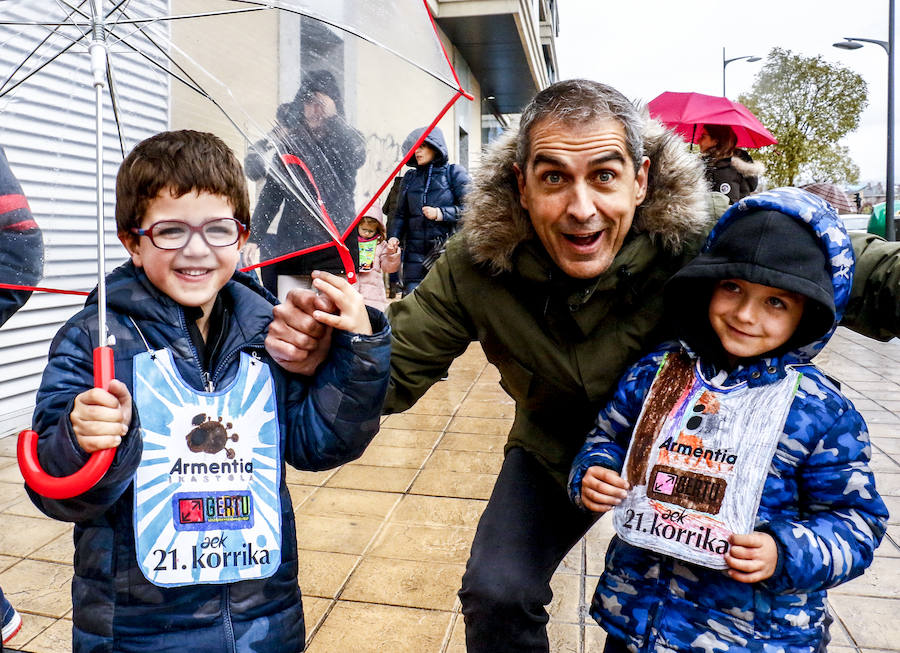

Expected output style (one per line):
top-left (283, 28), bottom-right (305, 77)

top-left (648, 91), bottom-right (777, 149)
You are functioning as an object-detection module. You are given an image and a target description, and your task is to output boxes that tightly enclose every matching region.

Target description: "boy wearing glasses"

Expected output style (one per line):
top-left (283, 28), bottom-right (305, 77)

top-left (28, 130), bottom-right (390, 652)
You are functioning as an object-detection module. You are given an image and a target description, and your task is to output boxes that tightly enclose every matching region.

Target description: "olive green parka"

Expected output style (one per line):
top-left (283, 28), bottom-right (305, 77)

top-left (384, 120), bottom-right (900, 487)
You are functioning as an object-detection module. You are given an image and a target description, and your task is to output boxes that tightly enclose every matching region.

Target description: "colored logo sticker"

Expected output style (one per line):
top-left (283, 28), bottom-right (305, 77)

top-left (653, 471), bottom-right (677, 495)
top-left (172, 490), bottom-right (254, 532)
top-left (647, 464), bottom-right (727, 514)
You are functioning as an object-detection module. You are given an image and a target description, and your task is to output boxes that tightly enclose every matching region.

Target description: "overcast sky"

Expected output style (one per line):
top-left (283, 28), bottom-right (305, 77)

top-left (555, 0), bottom-right (895, 185)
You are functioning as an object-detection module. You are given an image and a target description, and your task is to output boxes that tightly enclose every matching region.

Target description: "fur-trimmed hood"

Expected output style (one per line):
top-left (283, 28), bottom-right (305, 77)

top-left (462, 118), bottom-right (713, 274)
top-left (729, 151), bottom-right (766, 178)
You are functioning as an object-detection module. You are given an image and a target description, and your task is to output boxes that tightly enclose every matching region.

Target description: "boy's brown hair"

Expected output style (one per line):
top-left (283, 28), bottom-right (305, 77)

top-left (115, 130), bottom-right (251, 236)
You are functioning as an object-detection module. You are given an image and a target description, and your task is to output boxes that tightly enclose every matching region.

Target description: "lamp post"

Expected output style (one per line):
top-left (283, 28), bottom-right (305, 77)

top-left (723, 47), bottom-right (761, 97)
top-left (834, 0), bottom-right (895, 241)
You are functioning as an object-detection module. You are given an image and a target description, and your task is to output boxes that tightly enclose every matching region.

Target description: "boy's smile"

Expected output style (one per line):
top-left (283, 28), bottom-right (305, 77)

top-left (121, 188), bottom-right (248, 337)
top-left (708, 279), bottom-right (806, 364)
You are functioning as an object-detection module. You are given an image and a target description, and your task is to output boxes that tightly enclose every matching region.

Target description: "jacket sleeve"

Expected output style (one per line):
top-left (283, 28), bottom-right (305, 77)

top-left (383, 240), bottom-right (477, 412)
top-left (843, 231), bottom-right (900, 340)
top-left (568, 349), bottom-right (668, 509)
top-left (762, 404), bottom-right (887, 594)
top-left (280, 307), bottom-right (391, 470)
top-left (437, 164), bottom-right (470, 225)
top-left (316, 116), bottom-right (367, 184)
top-left (244, 138), bottom-right (273, 181)
top-left (0, 146), bottom-right (43, 326)
top-left (27, 321), bottom-right (144, 522)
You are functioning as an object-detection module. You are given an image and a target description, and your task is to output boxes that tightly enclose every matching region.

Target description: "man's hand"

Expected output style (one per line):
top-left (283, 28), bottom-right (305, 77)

top-left (725, 531), bottom-right (779, 583)
top-left (422, 206), bottom-right (442, 221)
top-left (266, 286), bottom-right (335, 375)
top-left (310, 270), bottom-right (372, 335)
top-left (386, 237), bottom-right (400, 255)
top-left (71, 380), bottom-right (132, 453)
top-left (580, 466), bottom-right (630, 513)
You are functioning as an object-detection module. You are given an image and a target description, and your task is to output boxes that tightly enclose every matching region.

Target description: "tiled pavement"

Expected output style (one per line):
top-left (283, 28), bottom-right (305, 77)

top-left (0, 328), bottom-right (897, 652)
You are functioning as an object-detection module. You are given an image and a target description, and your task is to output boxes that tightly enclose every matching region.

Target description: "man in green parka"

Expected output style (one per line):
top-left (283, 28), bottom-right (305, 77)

top-left (265, 79), bottom-right (900, 653)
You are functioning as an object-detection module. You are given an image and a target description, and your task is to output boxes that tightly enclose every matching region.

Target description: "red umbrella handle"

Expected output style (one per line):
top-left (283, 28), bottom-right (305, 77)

top-left (18, 346), bottom-right (117, 500)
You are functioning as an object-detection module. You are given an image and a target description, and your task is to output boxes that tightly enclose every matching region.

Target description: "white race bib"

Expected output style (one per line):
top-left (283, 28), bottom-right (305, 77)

top-left (613, 351), bottom-right (799, 568)
top-left (132, 349), bottom-right (282, 586)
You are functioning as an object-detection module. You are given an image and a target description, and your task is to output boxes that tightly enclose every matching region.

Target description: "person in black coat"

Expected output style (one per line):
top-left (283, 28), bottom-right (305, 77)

top-left (698, 124), bottom-right (764, 204)
top-left (245, 71), bottom-right (366, 299)
top-left (387, 126), bottom-right (469, 294)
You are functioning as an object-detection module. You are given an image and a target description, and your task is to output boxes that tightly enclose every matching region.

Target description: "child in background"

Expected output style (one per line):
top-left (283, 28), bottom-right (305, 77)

top-left (28, 130), bottom-right (391, 653)
top-left (356, 204), bottom-right (400, 311)
top-left (569, 188), bottom-right (887, 652)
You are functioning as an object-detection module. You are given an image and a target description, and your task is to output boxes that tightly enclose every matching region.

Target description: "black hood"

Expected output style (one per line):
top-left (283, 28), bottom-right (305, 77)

top-left (665, 207), bottom-right (836, 363)
top-left (402, 126), bottom-right (449, 166)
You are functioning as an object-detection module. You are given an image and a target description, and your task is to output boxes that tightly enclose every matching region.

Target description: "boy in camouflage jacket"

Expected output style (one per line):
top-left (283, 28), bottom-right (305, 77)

top-left (570, 188), bottom-right (887, 652)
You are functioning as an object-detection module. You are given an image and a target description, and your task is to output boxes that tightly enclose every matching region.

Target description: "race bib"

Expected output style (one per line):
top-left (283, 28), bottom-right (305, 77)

top-left (613, 351), bottom-right (799, 568)
top-left (132, 349), bottom-right (282, 587)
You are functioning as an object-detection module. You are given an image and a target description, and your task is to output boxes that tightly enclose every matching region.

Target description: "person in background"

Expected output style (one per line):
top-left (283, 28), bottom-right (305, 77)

top-left (245, 70), bottom-right (366, 300)
top-left (387, 126), bottom-right (468, 295)
top-left (0, 144), bottom-right (41, 648)
top-left (356, 203), bottom-right (400, 312)
top-left (569, 188), bottom-right (886, 652)
top-left (698, 123), bottom-right (764, 204)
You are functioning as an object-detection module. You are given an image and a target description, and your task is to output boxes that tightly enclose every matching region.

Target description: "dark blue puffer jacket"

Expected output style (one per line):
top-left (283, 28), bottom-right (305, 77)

top-left (388, 126), bottom-right (469, 287)
top-left (28, 261), bottom-right (391, 652)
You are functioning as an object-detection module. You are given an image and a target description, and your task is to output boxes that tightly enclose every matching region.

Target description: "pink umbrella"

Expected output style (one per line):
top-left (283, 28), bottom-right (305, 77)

top-left (648, 91), bottom-right (777, 148)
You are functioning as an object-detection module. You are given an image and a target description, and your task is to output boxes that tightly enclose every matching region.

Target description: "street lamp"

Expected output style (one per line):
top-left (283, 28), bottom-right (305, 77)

top-left (834, 0), bottom-right (895, 241)
top-left (723, 47), bottom-right (761, 97)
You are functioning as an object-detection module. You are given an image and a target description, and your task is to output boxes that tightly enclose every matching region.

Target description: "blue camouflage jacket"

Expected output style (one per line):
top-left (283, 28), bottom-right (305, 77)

top-left (569, 189), bottom-right (888, 652)
top-left (28, 261), bottom-right (391, 653)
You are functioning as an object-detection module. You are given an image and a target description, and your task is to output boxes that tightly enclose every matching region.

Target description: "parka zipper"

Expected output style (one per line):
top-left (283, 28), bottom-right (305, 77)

top-left (207, 345), bottom-right (266, 391)
top-left (223, 584), bottom-right (236, 652)
top-left (178, 305), bottom-right (266, 393)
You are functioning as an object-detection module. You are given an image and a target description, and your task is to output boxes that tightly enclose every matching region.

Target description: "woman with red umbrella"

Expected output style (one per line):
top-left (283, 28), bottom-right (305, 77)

top-left (699, 124), bottom-right (765, 204)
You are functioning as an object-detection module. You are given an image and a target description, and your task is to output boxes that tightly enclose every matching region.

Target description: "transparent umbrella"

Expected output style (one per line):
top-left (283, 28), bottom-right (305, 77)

top-left (0, 0), bottom-right (469, 498)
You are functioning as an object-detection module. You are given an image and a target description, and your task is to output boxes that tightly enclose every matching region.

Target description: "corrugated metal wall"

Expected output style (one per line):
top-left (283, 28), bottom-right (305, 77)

top-left (0, 2), bottom-right (169, 433)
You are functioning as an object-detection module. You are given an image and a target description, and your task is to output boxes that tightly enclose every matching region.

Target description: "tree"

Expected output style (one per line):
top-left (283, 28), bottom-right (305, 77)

top-left (738, 48), bottom-right (867, 187)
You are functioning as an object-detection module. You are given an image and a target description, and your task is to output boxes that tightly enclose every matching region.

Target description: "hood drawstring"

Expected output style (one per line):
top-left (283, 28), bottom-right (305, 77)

top-left (422, 163), bottom-right (434, 207)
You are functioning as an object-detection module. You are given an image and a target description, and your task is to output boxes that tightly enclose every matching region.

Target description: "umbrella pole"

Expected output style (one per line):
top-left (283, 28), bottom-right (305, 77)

top-left (16, 2), bottom-right (117, 500)
top-left (89, 1), bottom-right (114, 386)
top-left (90, 1), bottom-right (109, 351)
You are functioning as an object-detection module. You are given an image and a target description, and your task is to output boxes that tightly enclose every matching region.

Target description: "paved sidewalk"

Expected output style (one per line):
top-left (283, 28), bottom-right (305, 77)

top-left (0, 328), bottom-right (897, 652)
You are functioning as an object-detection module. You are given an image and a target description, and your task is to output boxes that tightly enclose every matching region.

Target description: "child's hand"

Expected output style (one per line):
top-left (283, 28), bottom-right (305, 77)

top-left (311, 270), bottom-right (372, 335)
top-left (70, 380), bottom-right (133, 453)
top-left (725, 531), bottom-right (778, 583)
top-left (580, 466), bottom-right (630, 513)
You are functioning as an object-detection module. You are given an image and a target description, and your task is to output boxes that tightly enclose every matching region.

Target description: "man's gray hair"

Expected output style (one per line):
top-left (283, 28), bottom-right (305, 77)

top-left (516, 79), bottom-right (645, 173)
